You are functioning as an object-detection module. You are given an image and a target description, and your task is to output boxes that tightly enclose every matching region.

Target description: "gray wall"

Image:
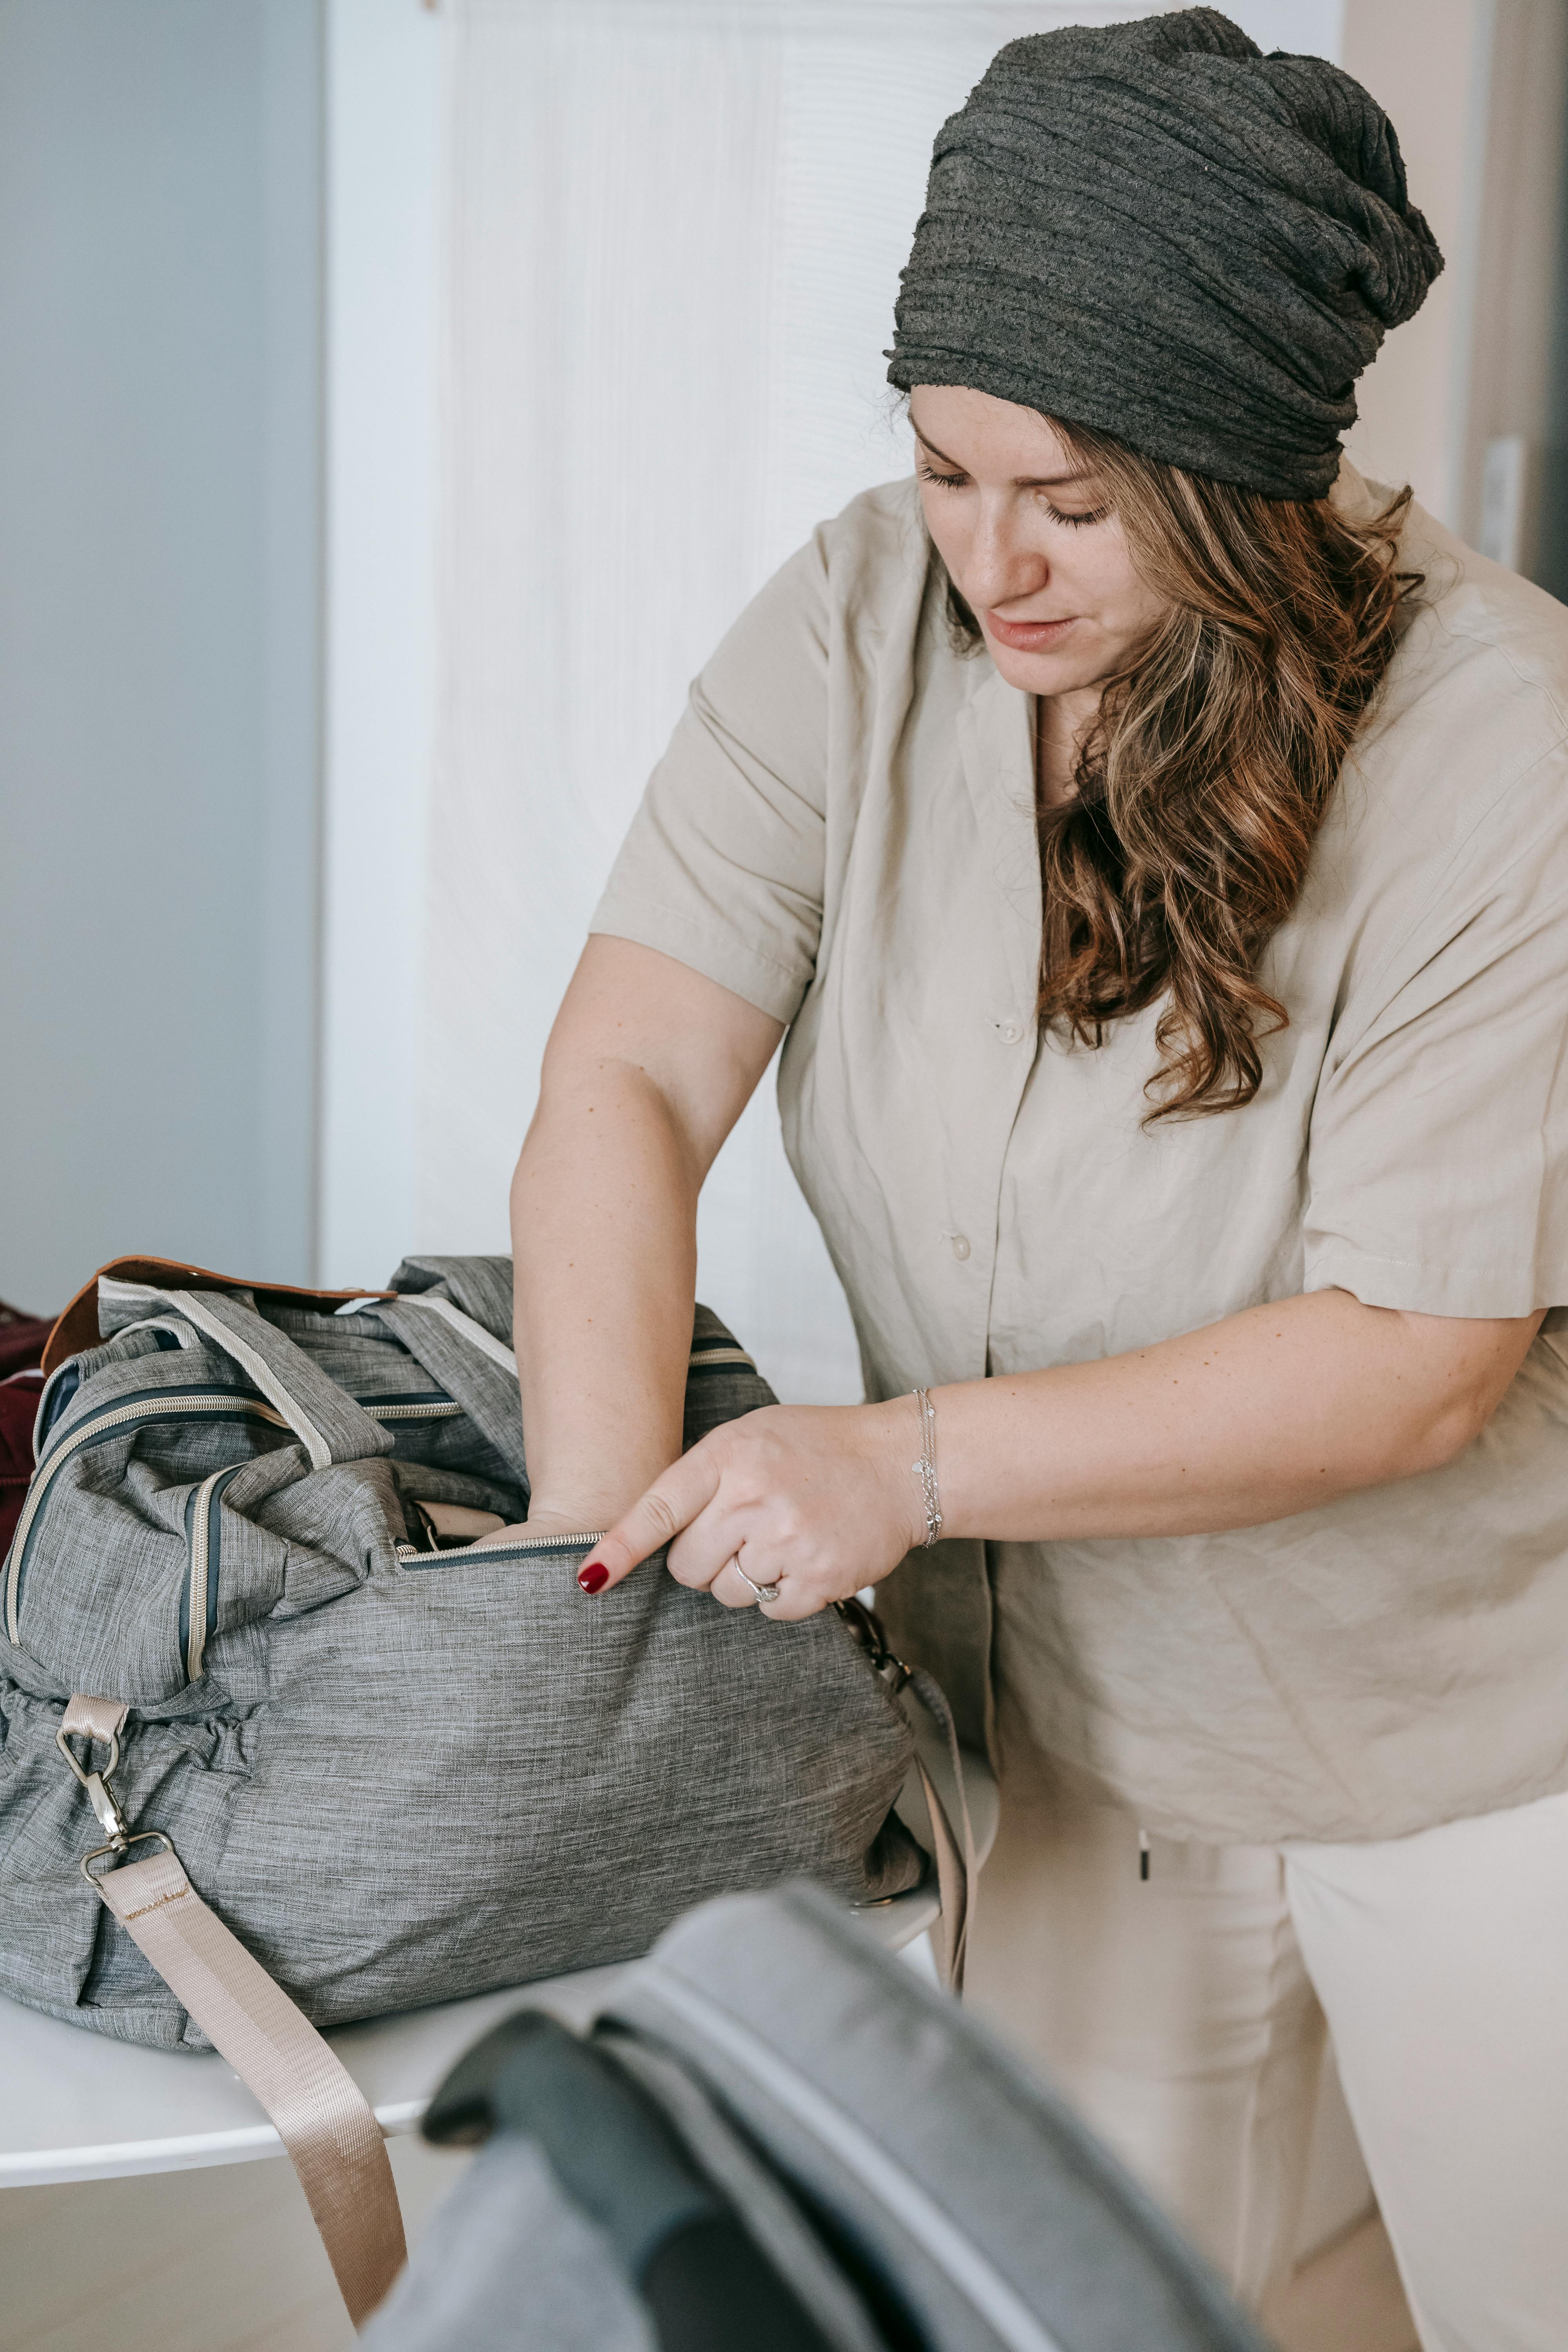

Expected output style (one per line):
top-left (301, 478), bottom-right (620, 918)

top-left (0, 0), bottom-right (322, 1314)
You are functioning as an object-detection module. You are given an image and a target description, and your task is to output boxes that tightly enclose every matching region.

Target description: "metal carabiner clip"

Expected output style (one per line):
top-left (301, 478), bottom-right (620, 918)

top-left (80, 1829), bottom-right (176, 1889)
top-left (56, 1721), bottom-right (131, 1850)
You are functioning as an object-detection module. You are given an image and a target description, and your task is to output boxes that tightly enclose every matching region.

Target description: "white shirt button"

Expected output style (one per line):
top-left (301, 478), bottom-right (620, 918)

top-left (998, 1018), bottom-right (1025, 1045)
top-left (949, 1233), bottom-right (971, 1262)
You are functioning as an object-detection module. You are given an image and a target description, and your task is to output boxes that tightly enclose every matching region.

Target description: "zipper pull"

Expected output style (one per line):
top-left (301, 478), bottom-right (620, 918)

top-left (1138, 1828), bottom-right (1150, 1882)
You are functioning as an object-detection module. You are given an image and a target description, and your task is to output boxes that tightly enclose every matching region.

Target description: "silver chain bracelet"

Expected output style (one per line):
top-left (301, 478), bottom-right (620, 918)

top-left (910, 1388), bottom-right (943, 1547)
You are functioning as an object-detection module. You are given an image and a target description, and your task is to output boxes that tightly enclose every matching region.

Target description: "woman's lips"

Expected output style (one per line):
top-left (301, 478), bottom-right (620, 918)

top-left (986, 612), bottom-right (1078, 651)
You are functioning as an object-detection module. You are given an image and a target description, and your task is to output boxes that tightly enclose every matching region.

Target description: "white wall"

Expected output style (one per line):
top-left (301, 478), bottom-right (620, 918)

top-left (0, 0), bottom-right (323, 1312)
top-left (318, 0), bottom-right (445, 1292)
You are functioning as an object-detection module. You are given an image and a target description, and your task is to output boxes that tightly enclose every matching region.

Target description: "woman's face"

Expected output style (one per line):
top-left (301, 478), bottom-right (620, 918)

top-left (909, 386), bottom-right (1169, 701)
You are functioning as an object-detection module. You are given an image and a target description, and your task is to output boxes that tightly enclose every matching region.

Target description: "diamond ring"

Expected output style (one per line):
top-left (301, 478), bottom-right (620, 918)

top-left (728, 1555), bottom-right (782, 1605)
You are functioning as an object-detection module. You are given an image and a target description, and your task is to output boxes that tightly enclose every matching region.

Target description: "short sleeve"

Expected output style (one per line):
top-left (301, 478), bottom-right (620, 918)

top-left (1305, 761), bottom-right (1568, 1318)
top-left (590, 536), bottom-right (831, 1025)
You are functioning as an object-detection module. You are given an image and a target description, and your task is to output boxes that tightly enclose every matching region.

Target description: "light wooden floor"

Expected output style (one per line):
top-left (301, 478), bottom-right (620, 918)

top-left (3, 2151), bottom-right (1419, 2352)
top-left (1272, 2213), bottom-right (1421, 2352)
top-left (0, 2141), bottom-right (461, 2352)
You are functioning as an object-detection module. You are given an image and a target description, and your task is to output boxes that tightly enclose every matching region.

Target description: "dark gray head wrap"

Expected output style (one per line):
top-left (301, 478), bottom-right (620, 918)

top-left (886, 7), bottom-right (1443, 499)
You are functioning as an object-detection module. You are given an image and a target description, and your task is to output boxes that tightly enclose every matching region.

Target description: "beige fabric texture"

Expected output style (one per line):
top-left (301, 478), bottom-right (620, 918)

top-left (91, 1843), bottom-right (406, 2325)
top-left (967, 1746), bottom-right (1568, 2352)
top-left (592, 464), bottom-right (1568, 1844)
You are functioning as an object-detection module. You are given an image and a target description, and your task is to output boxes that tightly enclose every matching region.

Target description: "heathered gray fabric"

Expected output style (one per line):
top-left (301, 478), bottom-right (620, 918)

top-left (377, 1262), bottom-right (531, 1485)
top-left (362, 2137), bottom-right (656, 2352)
top-left (0, 1268), bottom-right (921, 2049)
top-left (886, 7), bottom-right (1443, 497)
top-left (607, 2038), bottom-right (889, 2352)
top-left (369, 1885), bottom-right (1269, 2351)
top-left (606, 1884), bottom-right (1271, 2352)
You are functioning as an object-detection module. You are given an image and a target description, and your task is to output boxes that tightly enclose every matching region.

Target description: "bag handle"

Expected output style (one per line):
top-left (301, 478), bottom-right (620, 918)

top-left (97, 1280), bottom-right (391, 1470)
top-left (898, 1668), bottom-right (978, 1994)
top-left (840, 1603), bottom-right (976, 1994)
top-left (363, 1294), bottom-right (530, 1486)
top-left (387, 1292), bottom-right (518, 1375)
top-left (45, 1257), bottom-right (395, 1378)
top-left (61, 1695), bottom-right (406, 2328)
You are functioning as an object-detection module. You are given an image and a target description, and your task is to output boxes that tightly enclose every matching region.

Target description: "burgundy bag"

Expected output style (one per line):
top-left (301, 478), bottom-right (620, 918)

top-left (0, 1301), bottom-right (51, 1558)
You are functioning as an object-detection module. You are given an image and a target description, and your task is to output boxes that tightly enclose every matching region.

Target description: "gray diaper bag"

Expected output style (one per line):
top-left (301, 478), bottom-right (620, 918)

top-left (0, 1254), bottom-right (956, 2323)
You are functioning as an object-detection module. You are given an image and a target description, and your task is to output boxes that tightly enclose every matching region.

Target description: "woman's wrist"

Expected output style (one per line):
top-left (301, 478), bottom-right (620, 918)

top-left (853, 1397), bottom-right (932, 1557)
top-left (524, 1482), bottom-right (657, 1535)
top-left (524, 1435), bottom-right (681, 1534)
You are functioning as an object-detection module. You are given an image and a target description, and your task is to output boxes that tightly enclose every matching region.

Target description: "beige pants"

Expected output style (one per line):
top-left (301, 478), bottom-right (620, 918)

top-left (967, 1753), bottom-right (1568, 2352)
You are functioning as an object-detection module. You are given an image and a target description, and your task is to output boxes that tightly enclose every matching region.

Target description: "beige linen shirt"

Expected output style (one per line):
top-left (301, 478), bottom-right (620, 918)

top-left (592, 466), bottom-right (1568, 1844)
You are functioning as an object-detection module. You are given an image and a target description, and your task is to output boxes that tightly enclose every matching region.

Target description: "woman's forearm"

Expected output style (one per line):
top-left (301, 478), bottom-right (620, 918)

top-left (511, 1057), bottom-right (699, 1528)
top-left (930, 1289), bottom-right (1545, 1543)
top-left (581, 1288), bottom-right (1545, 1611)
top-left (509, 938), bottom-right (786, 1530)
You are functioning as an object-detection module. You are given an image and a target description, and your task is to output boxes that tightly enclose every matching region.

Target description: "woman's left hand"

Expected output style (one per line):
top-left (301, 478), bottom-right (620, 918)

top-left (575, 1400), bottom-right (926, 1619)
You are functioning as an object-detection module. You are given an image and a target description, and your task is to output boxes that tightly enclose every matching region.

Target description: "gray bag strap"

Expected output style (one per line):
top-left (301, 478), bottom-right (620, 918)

top-left (392, 1293), bottom-right (517, 1374)
top-left (96, 1279), bottom-right (392, 1468)
top-left (363, 1295), bottom-right (529, 1486)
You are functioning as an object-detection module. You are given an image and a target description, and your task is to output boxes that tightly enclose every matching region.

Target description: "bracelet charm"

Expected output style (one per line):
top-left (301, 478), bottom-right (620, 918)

top-left (910, 1387), bottom-right (943, 1548)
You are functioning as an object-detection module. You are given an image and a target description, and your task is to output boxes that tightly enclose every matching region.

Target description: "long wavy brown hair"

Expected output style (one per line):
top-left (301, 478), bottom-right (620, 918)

top-left (944, 422), bottom-right (1420, 1120)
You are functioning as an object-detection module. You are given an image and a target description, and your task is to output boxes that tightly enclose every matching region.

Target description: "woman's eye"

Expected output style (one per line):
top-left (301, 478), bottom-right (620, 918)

top-left (1044, 501), bottom-right (1109, 529)
top-left (916, 460), bottom-right (969, 490)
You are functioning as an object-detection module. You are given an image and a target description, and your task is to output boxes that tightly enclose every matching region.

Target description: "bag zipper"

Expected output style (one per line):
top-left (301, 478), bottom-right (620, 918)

top-left (5, 1388), bottom-right (289, 1645)
top-left (688, 1342), bottom-right (757, 1372)
top-left (361, 1394), bottom-right (463, 1423)
top-left (395, 1529), bottom-right (605, 1565)
top-left (182, 1463), bottom-right (245, 1682)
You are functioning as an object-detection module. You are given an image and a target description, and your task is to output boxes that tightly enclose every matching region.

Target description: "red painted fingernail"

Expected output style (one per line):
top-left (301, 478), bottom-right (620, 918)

top-left (577, 1561), bottom-right (609, 1594)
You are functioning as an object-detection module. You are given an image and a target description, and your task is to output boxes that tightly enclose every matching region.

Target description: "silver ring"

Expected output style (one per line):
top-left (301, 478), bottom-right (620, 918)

top-left (727, 1554), bottom-right (782, 1606)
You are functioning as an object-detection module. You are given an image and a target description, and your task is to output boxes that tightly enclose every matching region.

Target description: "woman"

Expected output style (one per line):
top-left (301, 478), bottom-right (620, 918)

top-left (500, 13), bottom-right (1568, 2344)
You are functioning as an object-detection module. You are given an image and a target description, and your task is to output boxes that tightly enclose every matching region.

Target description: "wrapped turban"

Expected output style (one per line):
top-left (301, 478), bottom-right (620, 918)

top-left (886, 7), bottom-right (1444, 498)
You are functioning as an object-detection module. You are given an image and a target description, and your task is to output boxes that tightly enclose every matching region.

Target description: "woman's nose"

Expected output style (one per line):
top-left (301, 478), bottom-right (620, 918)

top-left (963, 503), bottom-right (1048, 613)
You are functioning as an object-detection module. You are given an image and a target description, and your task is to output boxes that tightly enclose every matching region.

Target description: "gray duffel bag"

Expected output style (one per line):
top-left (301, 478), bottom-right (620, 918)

top-left (0, 1254), bottom-right (948, 2323)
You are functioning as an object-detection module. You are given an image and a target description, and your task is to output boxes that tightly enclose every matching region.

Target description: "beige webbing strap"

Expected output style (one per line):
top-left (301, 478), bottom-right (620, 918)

top-left (62, 1691), bottom-right (129, 1744)
top-left (913, 1755), bottom-right (970, 1993)
top-left (912, 1754), bottom-right (965, 1987)
top-left (87, 1844), bottom-right (406, 2325)
top-left (902, 1669), bottom-right (978, 1995)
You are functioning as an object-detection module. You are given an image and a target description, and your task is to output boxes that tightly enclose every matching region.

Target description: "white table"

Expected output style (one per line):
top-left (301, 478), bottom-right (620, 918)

top-left (0, 1885), bottom-right (951, 2189)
